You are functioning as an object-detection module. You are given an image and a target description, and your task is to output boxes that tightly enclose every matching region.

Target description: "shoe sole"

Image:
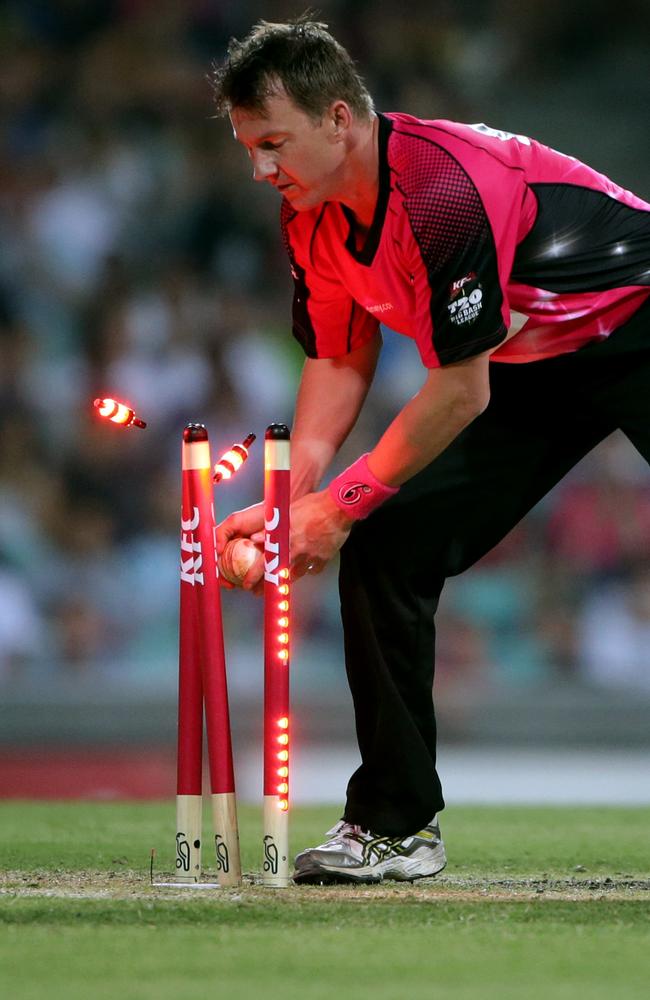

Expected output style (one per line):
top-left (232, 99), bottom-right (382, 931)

top-left (293, 868), bottom-right (383, 885)
top-left (293, 848), bottom-right (447, 886)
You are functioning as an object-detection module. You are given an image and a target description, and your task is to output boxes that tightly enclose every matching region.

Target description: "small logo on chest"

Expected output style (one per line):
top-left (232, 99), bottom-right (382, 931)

top-left (447, 272), bottom-right (483, 325)
top-left (367, 302), bottom-right (393, 314)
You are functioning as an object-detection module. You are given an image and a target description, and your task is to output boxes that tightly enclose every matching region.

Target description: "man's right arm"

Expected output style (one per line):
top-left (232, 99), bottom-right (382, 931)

top-left (215, 330), bottom-right (381, 558)
top-left (290, 330), bottom-right (383, 501)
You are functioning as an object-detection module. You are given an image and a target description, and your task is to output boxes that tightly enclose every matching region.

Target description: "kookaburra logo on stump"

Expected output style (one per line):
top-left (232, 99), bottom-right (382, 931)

top-left (215, 834), bottom-right (230, 873)
top-left (263, 835), bottom-right (279, 874)
top-left (176, 832), bottom-right (191, 871)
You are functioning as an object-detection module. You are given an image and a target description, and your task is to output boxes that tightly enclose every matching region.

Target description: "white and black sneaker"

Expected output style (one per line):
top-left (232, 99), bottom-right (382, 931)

top-left (293, 816), bottom-right (446, 885)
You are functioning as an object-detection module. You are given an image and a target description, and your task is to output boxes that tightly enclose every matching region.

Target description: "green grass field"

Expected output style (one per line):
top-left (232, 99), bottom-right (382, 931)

top-left (1, 803), bottom-right (648, 999)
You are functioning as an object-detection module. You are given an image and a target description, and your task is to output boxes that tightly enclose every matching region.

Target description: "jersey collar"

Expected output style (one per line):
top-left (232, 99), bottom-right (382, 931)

top-left (342, 112), bottom-right (393, 266)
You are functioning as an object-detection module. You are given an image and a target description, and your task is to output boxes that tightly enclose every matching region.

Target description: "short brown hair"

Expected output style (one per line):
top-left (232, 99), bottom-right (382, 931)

top-left (210, 18), bottom-right (374, 121)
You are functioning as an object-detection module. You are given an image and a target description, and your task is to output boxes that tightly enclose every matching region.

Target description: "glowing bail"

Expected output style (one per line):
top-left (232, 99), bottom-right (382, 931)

top-left (94, 398), bottom-right (147, 429)
top-left (213, 433), bottom-right (256, 483)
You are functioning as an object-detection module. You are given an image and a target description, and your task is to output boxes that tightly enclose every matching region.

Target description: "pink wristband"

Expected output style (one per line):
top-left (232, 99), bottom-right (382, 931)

top-left (328, 454), bottom-right (400, 520)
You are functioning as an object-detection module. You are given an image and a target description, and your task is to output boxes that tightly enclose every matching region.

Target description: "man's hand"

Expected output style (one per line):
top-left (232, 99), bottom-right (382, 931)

top-left (218, 489), bottom-right (354, 594)
top-left (216, 501), bottom-right (265, 553)
top-left (282, 489), bottom-right (355, 580)
top-left (216, 502), bottom-right (265, 591)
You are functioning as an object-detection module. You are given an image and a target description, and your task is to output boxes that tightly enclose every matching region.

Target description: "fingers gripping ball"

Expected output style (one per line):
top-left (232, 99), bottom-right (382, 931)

top-left (219, 538), bottom-right (261, 587)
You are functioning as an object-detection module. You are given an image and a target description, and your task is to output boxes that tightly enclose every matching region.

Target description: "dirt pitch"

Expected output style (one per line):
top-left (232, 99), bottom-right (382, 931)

top-left (2, 869), bottom-right (648, 904)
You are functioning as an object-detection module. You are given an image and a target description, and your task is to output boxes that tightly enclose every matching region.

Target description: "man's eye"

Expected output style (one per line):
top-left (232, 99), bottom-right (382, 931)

top-left (261, 141), bottom-right (284, 151)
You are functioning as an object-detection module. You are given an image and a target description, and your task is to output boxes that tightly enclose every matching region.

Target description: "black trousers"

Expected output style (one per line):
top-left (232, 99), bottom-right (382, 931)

top-left (339, 298), bottom-right (650, 837)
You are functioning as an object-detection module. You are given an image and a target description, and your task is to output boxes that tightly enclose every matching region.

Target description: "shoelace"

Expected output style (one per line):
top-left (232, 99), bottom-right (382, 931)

top-left (327, 819), bottom-right (439, 846)
top-left (326, 821), bottom-right (370, 841)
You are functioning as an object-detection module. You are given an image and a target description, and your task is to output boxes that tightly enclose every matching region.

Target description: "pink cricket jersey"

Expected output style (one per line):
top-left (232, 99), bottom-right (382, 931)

top-left (281, 112), bottom-right (650, 367)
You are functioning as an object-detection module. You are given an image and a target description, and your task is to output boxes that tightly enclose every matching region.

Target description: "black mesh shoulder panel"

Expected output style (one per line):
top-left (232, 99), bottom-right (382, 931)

top-left (394, 130), bottom-right (506, 363)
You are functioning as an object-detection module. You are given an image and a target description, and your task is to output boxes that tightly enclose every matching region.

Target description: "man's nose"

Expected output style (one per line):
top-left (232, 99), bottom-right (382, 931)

top-left (251, 150), bottom-right (278, 183)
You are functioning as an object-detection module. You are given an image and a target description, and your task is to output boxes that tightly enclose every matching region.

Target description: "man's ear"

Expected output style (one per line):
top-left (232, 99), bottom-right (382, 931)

top-left (329, 101), bottom-right (353, 138)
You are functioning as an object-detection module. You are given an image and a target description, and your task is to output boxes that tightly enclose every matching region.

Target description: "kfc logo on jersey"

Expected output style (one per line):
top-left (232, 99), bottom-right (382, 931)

top-left (450, 273), bottom-right (475, 293)
top-left (448, 272), bottom-right (484, 326)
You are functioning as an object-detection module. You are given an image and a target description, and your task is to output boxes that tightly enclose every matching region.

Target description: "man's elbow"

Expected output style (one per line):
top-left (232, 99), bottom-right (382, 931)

top-left (457, 353), bottom-right (491, 422)
top-left (468, 381), bottom-right (491, 419)
top-left (452, 370), bottom-right (491, 424)
top-left (425, 353), bottom-right (491, 425)
top-left (454, 389), bottom-right (489, 430)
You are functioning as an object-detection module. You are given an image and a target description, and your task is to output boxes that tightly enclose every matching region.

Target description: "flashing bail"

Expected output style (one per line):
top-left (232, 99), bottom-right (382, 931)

top-left (213, 433), bottom-right (256, 483)
top-left (94, 398), bottom-right (147, 429)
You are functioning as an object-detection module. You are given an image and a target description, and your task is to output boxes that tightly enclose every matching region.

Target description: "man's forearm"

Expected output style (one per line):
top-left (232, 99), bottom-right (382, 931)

top-left (287, 352), bottom-right (491, 579)
top-left (291, 333), bottom-right (382, 499)
top-left (367, 352), bottom-right (492, 487)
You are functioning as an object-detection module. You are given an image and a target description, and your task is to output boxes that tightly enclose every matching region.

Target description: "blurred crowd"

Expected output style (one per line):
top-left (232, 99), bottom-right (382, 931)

top-left (1, 0), bottom-right (650, 698)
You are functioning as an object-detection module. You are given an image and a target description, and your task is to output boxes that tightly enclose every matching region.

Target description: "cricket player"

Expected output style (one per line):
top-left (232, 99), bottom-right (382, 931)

top-left (213, 19), bottom-right (650, 884)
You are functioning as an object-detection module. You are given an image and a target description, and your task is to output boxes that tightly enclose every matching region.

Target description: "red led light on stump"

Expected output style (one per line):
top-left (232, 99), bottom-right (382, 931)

top-left (276, 717), bottom-right (290, 807)
top-left (263, 422), bottom-right (291, 879)
top-left (94, 398), bottom-right (147, 429)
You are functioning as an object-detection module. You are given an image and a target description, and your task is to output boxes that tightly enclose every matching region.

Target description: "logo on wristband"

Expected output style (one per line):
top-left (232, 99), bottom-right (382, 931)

top-left (338, 482), bottom-right (373, 506)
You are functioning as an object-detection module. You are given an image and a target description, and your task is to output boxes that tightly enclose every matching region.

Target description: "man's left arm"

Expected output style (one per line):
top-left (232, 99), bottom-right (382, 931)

top-left (365, 349), bottom-right (491, 486)
top-left (290, 349), bottom-right (491, 576)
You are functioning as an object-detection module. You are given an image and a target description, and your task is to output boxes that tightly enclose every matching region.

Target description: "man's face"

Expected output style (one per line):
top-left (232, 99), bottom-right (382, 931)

top-left (230, 91), bottom-right (346, 211)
